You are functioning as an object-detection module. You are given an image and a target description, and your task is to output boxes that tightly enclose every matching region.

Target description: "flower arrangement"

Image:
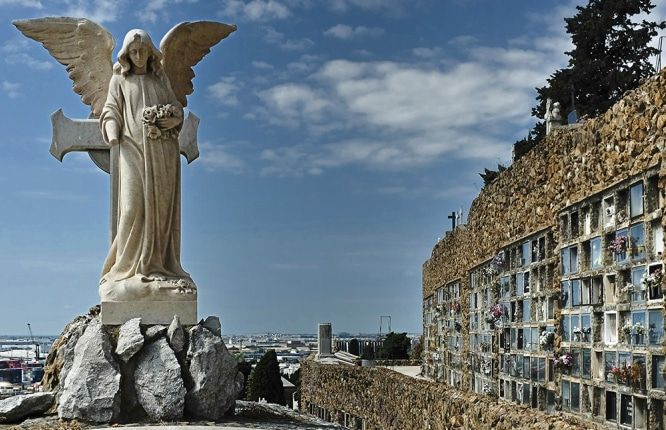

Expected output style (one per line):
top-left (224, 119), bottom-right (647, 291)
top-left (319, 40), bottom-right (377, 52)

top-left (552, 351), bottom-right (573, 369)
top-left (642, 269), bottom-right (662, 290)
top-left (539, 331), bottom-right (555, 348)
top-left (450, 302), bottom-right (461, 313)
top-left (610, 366), bottom-right (621, 377)
top-left (483, 251), bottom-right (506, 276)
top-left (142, 104), bottom-right (182, 140)
top-left (489, 304), bottom-right (503, 320)
top-left (622, 321), bottom-right (633, 336)
top-left (608, 236), bottom-right (627, 255)
top-left (633, 323), bottom-right (646, 335)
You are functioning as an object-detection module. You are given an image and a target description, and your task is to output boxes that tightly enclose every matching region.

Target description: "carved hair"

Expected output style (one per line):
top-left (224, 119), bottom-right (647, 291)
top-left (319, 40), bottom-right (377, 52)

top-left (114, 29), bottom-right (163, 77)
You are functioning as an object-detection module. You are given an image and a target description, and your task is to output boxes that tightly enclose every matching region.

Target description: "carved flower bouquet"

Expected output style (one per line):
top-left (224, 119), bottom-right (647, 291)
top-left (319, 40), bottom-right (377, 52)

top-left (142, 104), bottom-right (182, 140)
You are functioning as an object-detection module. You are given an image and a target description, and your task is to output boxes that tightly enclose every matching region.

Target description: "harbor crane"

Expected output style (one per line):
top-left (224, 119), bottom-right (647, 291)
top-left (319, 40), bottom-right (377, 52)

top-left (26, 323), bottom-right (40, 360)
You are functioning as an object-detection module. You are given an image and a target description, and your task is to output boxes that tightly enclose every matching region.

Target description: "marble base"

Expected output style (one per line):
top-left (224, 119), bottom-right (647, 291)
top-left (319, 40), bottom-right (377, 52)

top-left (101, 301), bottom-right (197, 325)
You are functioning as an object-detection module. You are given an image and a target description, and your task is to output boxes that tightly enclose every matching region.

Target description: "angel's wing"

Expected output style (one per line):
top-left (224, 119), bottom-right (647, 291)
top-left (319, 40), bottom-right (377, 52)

top-left (13, 17), bottom-right (115, 117)
top-left (160, 21), bottom-right (236, 107)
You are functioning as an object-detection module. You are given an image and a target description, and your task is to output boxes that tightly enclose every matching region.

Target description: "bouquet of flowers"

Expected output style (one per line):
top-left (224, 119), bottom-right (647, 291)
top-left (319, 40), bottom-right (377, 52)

top-left (610, 366), bottom-right (621, 378)
top-left (142, 104), bottom-right (182, 140)
top-left (552, 351), bottom-right (573, 369)
top-left (642, 269), bottom-right (662, 289)
top-left (539, 331), bottom-right (554, 348)
top-left (622, 321), bottom-right (633, 336)
top-left (633, 323), bottom-right (646, 335)
top-left (608, 236), bottom-right (627, 255)
top-left (489, 304), bottom-right (504, 319)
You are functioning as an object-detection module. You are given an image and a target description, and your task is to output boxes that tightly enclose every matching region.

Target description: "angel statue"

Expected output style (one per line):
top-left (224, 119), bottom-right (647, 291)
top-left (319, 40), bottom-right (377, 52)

top-left (14, 18), bottom-right (236, 307)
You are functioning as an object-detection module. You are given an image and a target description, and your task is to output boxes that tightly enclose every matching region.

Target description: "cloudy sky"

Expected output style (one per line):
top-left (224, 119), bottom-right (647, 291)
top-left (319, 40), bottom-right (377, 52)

top-left (1, 0), bottom-right (664, 336)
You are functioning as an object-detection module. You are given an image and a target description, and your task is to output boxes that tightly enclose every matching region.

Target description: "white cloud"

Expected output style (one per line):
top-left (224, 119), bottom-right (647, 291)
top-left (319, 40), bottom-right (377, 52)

top-left (208, 76), bottom-right (240, 106)
top-left (221, 0), bottom-right (290, 21)
top-left (263, 27), bottom-right (313, 51)
top-left (252, 7), bottom-right (578, 175)
top-left (252, 60), bottom-right (274, 70)
top-left (324, 24), bottom-right (384, 40)
top-left (199, 142), bottom-right (245, 174)
top-left (2, 39), bottom-right (53, 70)
top-left (138, 0), bottom-right (198, 23)
top-left (61, 0), bottom-right (125, 23)
top-left (2, 81), bottom-right (21, 99)
top-left (328, 0), bottom-right (404, 15)
top-left (258, 83), bottom-right (331, 128)
top-left (412, 47), bottom-right (444, 59)
top-left (0, 0), bottom-right (42, 7)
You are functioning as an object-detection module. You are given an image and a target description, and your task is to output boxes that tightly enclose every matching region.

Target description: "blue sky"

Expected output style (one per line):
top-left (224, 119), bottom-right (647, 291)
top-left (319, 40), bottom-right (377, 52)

top-left (1, 0), bottom-right (664, 336)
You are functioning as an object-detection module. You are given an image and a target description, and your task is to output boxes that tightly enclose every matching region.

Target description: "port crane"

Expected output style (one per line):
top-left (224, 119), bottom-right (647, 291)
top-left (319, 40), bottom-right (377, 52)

top-left (26, 323), bottom-right (40, 360)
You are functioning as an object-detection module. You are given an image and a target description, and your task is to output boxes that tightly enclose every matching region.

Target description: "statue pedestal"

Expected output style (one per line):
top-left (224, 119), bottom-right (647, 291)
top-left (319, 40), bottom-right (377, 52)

top-left (101, 301), bottom-right (197, 325)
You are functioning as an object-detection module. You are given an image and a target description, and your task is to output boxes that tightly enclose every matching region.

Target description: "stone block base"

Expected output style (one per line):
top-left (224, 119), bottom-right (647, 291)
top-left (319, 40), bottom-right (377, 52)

top-left (101, 301), bottom-right (197, 325)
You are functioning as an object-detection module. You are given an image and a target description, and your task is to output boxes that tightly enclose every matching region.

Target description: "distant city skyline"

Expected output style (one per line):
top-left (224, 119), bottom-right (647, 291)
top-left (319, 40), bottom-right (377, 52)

top-left (3, 0), bottom-right (662, 335)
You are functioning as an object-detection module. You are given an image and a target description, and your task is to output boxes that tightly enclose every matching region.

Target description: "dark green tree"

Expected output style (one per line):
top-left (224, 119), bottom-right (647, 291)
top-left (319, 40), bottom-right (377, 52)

top-left (479, 164), bottom-right (507, 187)
top-left (236, 356), bottom-right (253, 400)
top-left (348, 338), bottom-right (360, 356)
top-left (360, 342), bottom-right (375, 360)
top-left (246, 350), bottom-right (285, 405)
top-left (377, 332), bottom-right (411, 360)
top-left (513, 0), bottom-right (665, 161)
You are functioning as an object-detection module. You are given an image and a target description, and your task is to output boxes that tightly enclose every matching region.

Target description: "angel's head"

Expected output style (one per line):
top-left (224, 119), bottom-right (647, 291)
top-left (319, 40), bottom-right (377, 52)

top-left (115, 29), bottom-right (163, 77)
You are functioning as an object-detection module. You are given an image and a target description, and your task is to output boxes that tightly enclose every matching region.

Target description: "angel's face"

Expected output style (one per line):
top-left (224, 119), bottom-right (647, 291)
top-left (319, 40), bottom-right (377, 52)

top-left (127, 41), bottom-right (149, 71)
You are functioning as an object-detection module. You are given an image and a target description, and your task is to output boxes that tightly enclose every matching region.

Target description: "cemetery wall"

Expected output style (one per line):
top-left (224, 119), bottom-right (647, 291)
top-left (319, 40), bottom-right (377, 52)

top-left (300, 360), bottom-right (597, 429)
top-left (421, 68), bottom-right (666, 428)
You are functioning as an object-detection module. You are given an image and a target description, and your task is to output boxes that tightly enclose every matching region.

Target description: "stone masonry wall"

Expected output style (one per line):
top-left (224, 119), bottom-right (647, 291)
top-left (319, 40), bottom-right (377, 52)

top-left (300, 360), bottom-right (598, 430)
top-left (424, 71), bottom-right (666, 299)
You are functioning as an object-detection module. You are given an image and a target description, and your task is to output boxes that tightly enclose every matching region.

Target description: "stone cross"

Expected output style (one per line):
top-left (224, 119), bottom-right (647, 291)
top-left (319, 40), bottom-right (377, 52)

top-left (448, 211), bottom-right (457, 231)
top-left (50, 108), bottom-right (200, 241)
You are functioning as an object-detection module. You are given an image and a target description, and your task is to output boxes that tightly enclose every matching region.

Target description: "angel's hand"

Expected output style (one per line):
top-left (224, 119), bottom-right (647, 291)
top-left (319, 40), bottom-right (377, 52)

top-left (157, 116), bottom-right (182, 130)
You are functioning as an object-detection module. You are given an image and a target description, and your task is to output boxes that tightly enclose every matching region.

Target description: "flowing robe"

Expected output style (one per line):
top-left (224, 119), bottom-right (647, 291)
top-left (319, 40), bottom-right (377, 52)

top-left (99, 71), bottom-right (192, 301)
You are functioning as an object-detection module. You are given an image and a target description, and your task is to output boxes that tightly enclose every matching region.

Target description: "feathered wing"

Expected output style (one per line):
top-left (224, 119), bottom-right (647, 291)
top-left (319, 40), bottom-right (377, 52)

top-left (160, 21), bottom-right (237, 107)
top-left (12, 17), bottom-right (115, 117)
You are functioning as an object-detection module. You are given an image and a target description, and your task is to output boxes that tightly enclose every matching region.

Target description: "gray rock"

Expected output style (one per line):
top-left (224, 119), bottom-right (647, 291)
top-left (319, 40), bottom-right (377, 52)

top-left (167, 315), bottom-right (185, 353)
top-left (202, 315), bottom-right (221, 337)
top-left (134, 337), bottom-right (185, 421)
top-left (58, 319), bottom-right (121, 423)
top-left (0, 393), bottom-right (54, 423)
top-left (185, 324), bottom-right (243, 420)
top-left (115, 317), bottom-right (144, 362)
top-left (145, 324), bottom-right (167, 340)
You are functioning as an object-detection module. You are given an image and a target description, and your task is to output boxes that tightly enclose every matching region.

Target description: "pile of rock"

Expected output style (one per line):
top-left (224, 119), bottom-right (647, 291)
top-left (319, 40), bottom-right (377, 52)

top-left (0, 309), bottom-right (243, 425)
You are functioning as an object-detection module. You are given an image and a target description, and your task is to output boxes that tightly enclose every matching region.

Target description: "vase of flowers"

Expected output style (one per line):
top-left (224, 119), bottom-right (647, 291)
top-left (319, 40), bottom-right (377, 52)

top-left (608, 235), bottom-right (627, 261)
top-left (643, 269), bottom-right (662, 298)
top-left (622, 321), bottom-right (632, 341)
top-left (552, 351), bottom-right (573, 370)
top-left (633, 323), bottom-right (646, 344)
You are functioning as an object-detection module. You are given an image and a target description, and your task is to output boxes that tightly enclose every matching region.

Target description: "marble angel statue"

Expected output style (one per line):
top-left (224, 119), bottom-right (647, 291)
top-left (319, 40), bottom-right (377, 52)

top-left (14, 18), bottom-right (236, 303)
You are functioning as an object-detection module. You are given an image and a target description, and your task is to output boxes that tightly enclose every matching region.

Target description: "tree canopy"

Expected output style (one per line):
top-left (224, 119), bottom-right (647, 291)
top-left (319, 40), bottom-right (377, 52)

top-left (246, 349), bottom-right (285, 405)
top-left (481, 0), bottom-right (665, 180)
top-left (378, 332), bottom-right (411, 360)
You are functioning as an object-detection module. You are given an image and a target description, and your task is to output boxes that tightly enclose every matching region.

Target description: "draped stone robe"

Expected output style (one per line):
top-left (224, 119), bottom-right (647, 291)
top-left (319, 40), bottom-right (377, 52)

top-left (99, 71), bottom-right (194, 302)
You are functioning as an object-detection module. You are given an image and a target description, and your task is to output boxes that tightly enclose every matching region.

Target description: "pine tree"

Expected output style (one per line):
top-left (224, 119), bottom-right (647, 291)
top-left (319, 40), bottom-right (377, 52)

top-left (513, 0), bottom-right (665, 161)
top-left (246, 350), bottom-right (285, 405)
